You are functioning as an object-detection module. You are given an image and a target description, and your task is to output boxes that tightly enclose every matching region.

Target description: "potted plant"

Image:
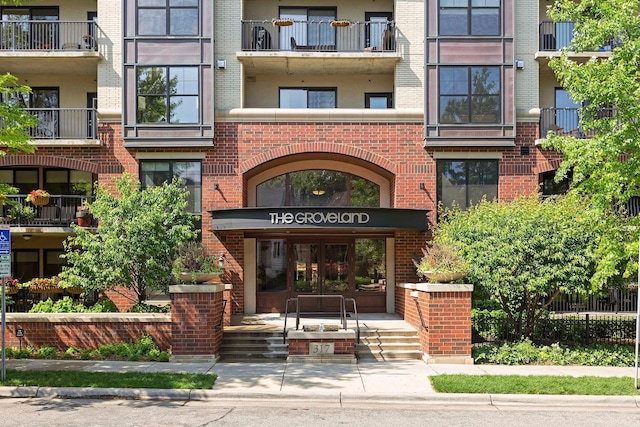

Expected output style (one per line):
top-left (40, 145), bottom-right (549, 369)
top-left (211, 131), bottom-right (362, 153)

top-left (172, 242), bottom-right (223, 284)
top-left (26, 189), bottom-right (50, 206)
top-left (7, 203), bottom-right (35, 223)
top-left (413, 240), bottom-right (468, 283)
top-left (330, 19), bottom-right (352, 27)
top-left (76, 203), bottom-right (93, 227)
top-left (272, 18), bottom-right (294, 26)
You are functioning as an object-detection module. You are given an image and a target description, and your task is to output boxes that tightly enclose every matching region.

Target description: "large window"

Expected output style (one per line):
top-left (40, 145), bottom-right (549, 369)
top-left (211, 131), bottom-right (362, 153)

top-left (140, 160), bottom-right (202, 214)
top-left (137, 67), bottom-right (199, 124)
top-left (256, 170), bottom-right (379, 208)
top-left (280, 88), bottom-right (336, 108)
top-left (437, 160), bottom-right (498, 210)
top-left (137, 0), bottom-right (198, 36)
top-left (439, 66), bottom-right (500, 124)
top-left (439, 0), bottom-right (500, 36)
top-left (279, 7), bottom-right (335, 50)
top-left (257, 239), bottom-right (287, 292)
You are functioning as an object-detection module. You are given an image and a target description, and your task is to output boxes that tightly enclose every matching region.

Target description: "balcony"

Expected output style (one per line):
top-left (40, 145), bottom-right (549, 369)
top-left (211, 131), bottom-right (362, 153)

top-left (238, 20), bottom-right (400, 75)
top-left (539, 107), bottom-right (616, 140)
top-left (0, 20), bottom-right (100, 75)
top-left (1, 194), bottom-right (96, 228)
top-left (26, 108), bottom-right (100, 145)
top-left (536, 21), bottom-right (617, 62)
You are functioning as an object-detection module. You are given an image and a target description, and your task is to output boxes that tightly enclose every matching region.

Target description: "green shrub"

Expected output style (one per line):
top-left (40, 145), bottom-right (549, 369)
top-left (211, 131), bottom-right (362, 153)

top-left (29, 296), bottom-right (87, 313)
top-left (88, 299), bottom-right (118, 312)
top-left (473, 339), bottom-right (636, 367)
top-left (158, 351), bottom-right (171, 362)
top-left (37, 346), bottom-right (58, 359)
top-left (79, 350), bottom-right (92, 360)
top-left (129, 303), bottom-right (170, 313)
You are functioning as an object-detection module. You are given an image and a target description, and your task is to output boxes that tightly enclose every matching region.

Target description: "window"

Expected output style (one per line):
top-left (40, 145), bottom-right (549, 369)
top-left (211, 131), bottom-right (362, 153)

top-left (280, 88), bottom-right (336, 108)
top-left (137, 66), bottom-right (199, 124)
top-left (365, 12), bottom-right (393, 49)
top-left (279, 7), bottom-right (336, 50)
top-left (256, 170), bottom-right (379, 207)
top-left (137, 0), bottom-right (198, 36)
top-left (437, 160), bottom-right (498, 210)
top-left (439, 66), bottom-right (500, 124)
top-left (1, 6), bottom-right (59, 49)
top-left (365, 93), bottom-right (392, 109)
top-left (140, 160), bottom-right (202, 214)
top-left (439, 0), bottom-right (500, 36)
top-left (257, 239), bottom-right (287, 292)
top-left (539, 169), bottom-right (571, 198)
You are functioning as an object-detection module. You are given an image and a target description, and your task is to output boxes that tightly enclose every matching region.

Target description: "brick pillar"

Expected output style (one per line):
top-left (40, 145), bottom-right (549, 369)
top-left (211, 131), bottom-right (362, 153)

top-left (169, 284), bottom-right (225, 361)
top-left (396, 283), bottom-right (474, 364)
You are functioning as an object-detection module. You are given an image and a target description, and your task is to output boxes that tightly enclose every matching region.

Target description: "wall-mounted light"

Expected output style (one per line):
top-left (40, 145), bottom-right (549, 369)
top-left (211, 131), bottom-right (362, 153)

top-left (419, 183), bottom-right (426, 190)
top-left (216, 59), bottom-right (226, 69)
top-left (515, 60), bottom-right (525, 69)
top-left (214, 183), bottom-right (219, 190)
top-left (218, 253), bottom-right (226, 271)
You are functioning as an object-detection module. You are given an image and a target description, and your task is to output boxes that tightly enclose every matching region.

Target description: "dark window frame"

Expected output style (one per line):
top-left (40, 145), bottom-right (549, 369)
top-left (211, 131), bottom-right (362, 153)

top-left (438, 0), bottom-right (501, 36)
top-left (136, 0), bottom-right (199, 37)
top-left (365, 92), bottom-right (393, 109)
top-left (139, 159), bottom-right (202, 214)
top-left (436, 159), bottom-right (499, 210)
top-left (136, 66), bottom-right (200, 124)
top-left (279, 87), bottom-right (337, 108)
top-left (364, 11), bottom-right (393, 48)
top-left (439, 66), bottom-right (501, 124)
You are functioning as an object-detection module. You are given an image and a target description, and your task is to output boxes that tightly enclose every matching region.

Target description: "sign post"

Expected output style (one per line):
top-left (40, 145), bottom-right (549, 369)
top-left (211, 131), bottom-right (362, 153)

top-left (0, 224), bottom-right (11, 382)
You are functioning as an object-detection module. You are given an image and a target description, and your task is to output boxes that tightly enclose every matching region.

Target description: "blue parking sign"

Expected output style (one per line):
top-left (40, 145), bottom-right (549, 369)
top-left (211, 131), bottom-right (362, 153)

top-left (0, 227), bottom-right (10, 255)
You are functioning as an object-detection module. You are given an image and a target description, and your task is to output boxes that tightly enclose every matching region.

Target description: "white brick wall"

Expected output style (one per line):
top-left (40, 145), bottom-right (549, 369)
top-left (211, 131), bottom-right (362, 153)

top-left (515, 1), bottom-right (540, 120)
top-left (394, 0), bottom-right (424, 109)
top-left (97, 0), bottom-right (122, 120)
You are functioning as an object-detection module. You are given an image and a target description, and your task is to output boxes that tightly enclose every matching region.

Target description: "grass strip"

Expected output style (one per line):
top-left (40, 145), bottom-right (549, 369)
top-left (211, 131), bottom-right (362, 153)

top-left (430, 374), bottom-right (640, 396)
top-left (0, 370), bottom-right (217, 389)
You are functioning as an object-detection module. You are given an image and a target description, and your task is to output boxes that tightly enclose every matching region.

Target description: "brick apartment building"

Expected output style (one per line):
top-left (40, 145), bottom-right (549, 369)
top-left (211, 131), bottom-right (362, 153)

top-left (0, 1), bottom-right (586, 316)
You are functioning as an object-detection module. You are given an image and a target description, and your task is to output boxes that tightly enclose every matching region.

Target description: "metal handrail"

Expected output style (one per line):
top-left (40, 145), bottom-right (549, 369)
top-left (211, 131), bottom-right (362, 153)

top-left (216, 299), bottom-right (227, 330)
top-left (344, 298), bottom-right (360, 344)
top-left (283, 297), bottom-right (298, 343)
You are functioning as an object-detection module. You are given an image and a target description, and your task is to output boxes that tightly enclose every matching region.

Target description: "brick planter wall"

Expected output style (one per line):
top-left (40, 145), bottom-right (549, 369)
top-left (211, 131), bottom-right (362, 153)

top-left (286, 330), bottom-right (357, 363)
top-left (169, 284), bottom-right (225, 359)
top-left (396, 283), bottom-right (473, 364)
top-left (2, 313), bottom-right (171, 351)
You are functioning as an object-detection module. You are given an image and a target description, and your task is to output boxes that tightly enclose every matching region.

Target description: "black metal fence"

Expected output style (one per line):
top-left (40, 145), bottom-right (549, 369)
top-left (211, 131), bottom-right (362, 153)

top-left (473, 313), bottom-right (637, 346)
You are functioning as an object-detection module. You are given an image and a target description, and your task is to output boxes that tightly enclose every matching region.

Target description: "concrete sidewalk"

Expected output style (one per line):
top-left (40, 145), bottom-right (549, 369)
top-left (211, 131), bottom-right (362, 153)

top-left (2, 358), bottom-right (640, 408)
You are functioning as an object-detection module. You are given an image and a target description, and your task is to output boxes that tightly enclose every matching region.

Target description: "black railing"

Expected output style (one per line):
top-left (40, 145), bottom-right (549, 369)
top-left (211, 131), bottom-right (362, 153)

top-left (1, 194), bottom-right (95, 227)
top-left (547, 289), bottom-right (637, 314)
top-left (0, 20), bottom-right (98, 51)
top-left (26, 108), bottom-right (97, 140)
top-left (539, 20), bottom-right (618, 52)
top-left (539, 107), bottom-right (616, 139)
top-left (241, 20), bottom-right (396, 52)
top-left (473, 313), bottom-right (637, 346)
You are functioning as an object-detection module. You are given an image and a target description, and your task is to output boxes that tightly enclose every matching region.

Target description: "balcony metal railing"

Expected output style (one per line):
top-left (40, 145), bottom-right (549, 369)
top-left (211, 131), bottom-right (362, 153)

top-left (539, 20), bottom-right (617, 52)
top-left (26, 108), bottom-right (97, 140)
top-left (241, 20), bottom-right (396, 52)
top-left (1, 194), bottom-right (95, 227)
top-left (540, 107), bottom-right (616, 139)
top-left (0, 20), bottom-right (97, 51)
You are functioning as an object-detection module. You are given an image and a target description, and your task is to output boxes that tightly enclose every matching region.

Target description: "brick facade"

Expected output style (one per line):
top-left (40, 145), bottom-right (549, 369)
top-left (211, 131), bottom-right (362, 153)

top-left (3, 314), bottom-right (171, 351)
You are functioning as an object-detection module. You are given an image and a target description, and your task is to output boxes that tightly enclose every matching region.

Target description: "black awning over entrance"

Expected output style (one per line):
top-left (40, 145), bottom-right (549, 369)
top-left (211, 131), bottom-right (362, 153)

top-left (209, 207), bottom-right (429, 231)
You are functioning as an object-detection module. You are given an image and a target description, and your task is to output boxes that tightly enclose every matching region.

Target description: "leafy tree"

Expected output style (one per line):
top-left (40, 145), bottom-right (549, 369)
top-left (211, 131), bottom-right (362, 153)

top-left (0, 72), bottom-right (37, 196)
top-left (433, 194), bottom-right (631, 337)
top-left (60, 173), bottom-right (198, 305)
top-left (544, 0), bottom-right (640, 208)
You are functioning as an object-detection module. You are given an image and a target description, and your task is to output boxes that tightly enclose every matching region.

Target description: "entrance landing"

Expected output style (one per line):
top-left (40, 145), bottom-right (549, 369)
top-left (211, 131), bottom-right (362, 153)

top-left (227, 312), bottom-right (418, 334)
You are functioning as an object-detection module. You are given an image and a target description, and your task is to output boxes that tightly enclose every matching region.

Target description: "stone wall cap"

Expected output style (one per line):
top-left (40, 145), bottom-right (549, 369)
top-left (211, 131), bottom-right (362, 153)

top-left (288, 330), bottom-right (356, 339)
top-left (398, 282), bottom-right (474, 292)
top-left (169, 284), bottom-right (226, 293)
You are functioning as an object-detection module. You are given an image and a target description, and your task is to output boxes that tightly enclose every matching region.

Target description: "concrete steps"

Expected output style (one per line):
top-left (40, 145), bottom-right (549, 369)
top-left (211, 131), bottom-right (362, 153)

top-left (356, 329), bottom-right (423, 361)
top-left (220, 330), bottom-right (288, 362)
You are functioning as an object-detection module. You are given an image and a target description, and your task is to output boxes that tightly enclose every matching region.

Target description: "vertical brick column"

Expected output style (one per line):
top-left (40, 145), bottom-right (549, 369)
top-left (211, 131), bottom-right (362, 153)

top-left (396, 283), bottom-right (474, 364)
top-left (169, 284), bottom-right (226, 360)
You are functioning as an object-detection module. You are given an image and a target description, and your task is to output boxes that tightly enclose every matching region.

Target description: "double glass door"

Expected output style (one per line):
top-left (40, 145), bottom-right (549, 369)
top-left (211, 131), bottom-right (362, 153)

top-left (294, 241), bottom-right (349, 312)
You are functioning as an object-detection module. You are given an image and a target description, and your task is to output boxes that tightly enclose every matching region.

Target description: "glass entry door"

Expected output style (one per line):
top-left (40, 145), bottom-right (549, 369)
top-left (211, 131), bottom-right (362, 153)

top-left (293, 241), bottom-right (350, 312)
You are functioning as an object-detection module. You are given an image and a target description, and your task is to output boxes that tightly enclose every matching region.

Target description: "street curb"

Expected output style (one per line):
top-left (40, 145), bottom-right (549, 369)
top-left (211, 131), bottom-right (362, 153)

top-left (2, 386), bottom-right (639, 408)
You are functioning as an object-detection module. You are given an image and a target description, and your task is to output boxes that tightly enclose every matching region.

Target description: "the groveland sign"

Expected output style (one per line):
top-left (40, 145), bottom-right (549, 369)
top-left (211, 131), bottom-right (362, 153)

top-left (269, 211), bottom-right (370, 225)
top-left (210, 207), bottom-right (428, 231)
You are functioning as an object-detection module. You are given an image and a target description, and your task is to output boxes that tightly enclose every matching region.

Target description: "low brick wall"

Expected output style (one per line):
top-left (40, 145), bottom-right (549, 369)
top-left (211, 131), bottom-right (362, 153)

top-left (2, 313), bottom-right (172, 351)
top-left (396, 282), bottom-right (474, 364)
